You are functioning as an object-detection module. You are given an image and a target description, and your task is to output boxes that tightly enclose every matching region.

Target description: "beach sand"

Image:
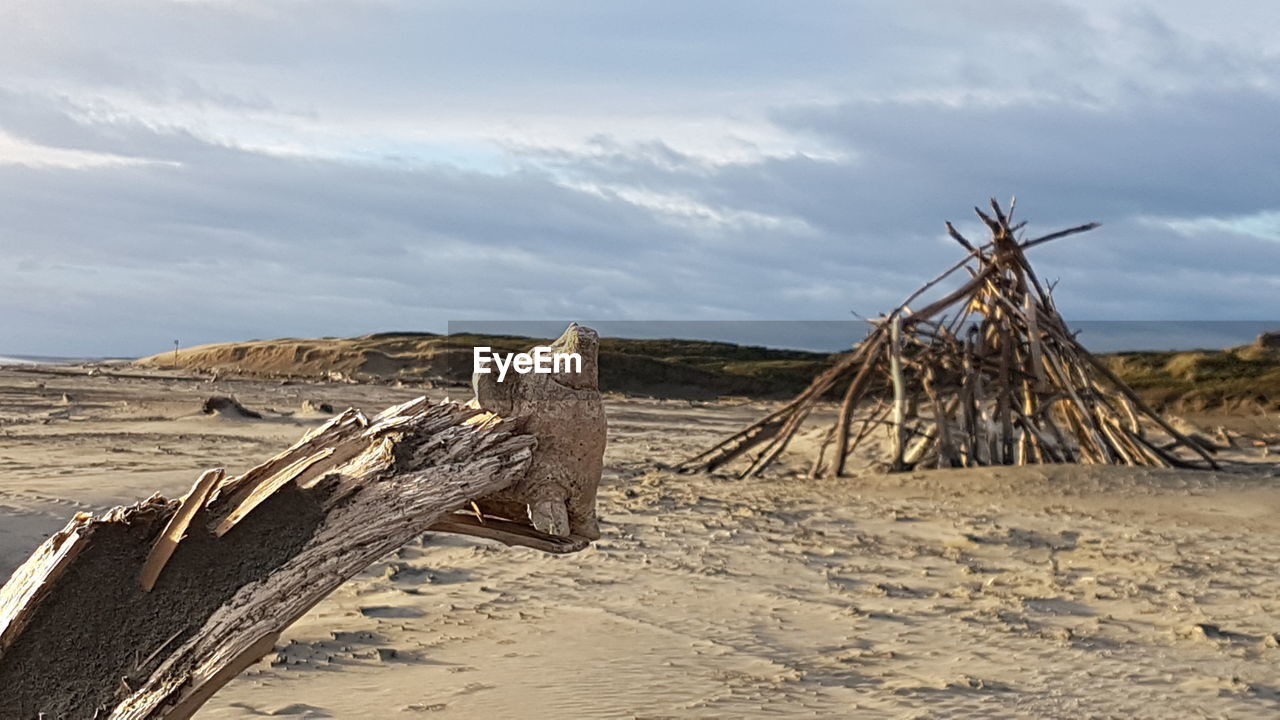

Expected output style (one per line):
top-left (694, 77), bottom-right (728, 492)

top-left (2, 366), bottom-right (1279, 718)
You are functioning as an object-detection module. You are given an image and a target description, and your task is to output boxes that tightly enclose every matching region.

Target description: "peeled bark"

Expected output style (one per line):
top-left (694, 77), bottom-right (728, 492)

top-left (0, 397), bottom-right (580, 719)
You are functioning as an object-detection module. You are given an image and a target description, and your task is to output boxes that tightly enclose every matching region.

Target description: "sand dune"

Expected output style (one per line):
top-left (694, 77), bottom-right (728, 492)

top-left (1, 366), bottom-right (1279, 717)
top-left (133, 331), bottom-right (1280, 413)
top-left (134, 333), bottom-right (831, 399)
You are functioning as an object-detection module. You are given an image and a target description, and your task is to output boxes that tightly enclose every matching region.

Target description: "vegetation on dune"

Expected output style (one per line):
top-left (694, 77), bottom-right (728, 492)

top-left (1105, 343), bottom-right (1280, 412)
top-left (137, 332), bottom-right (835, 398)
top-left (137, 331), bottom-right (1280, 410)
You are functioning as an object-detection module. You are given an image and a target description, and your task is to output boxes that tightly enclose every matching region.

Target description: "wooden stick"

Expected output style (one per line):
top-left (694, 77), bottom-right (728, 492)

top-left (1076, 349), bottom-right (1219, 468)
top-left (810, 425), bottom-right (837, 478)
top-left (743, 402), bottom-right (819, 477)
top-left (678, 349), bottom-right (865, 472)
top-left (214, 451), bottom-right (336, 536)
top-left (847, 400), bottom-right (891, 467)
top-left (888, 315), bottom-right (907, 471)
top-left (832, 335), bottom-right (888, 476)
top-left (140, 469), bottom-right (224, 592)
top-left (1024, 292), bottom-right (1048, 390)
top-left (924, 369), bottom-right (957, 467)
top-left (997, 325), bottom-right (1015, 464)
top-left (429, 514), bottom-right (590, 554)
top-left (945, 221), bottom-right (977, 252)
top-left (1022, 222), bottom-right (1102, 250)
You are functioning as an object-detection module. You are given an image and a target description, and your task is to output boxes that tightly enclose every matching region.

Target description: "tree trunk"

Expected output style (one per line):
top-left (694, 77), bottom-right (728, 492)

top-left (0, 397), bottom-right (576, 719)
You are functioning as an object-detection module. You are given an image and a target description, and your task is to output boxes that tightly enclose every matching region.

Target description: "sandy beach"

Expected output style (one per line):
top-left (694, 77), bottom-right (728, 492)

top-left (0, 365), bottom-right (1276, 718)
top-left (8, 0), bottom-right (1280, 716)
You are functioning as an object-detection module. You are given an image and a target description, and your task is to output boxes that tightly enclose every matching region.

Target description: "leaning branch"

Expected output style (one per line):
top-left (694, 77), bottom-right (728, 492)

top-left (0, 398), bottom-right (556, 719)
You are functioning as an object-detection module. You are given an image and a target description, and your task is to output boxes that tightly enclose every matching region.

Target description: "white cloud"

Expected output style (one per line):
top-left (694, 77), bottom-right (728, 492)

top-left (1, 0), bottom-right (1279, 355)
top-left (0, 130), bottom-right (169, 169)
top-left (1152, 211), bottom-right (1280, 243)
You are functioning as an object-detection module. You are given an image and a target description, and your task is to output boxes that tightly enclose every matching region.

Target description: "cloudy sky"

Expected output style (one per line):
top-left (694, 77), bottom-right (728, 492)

top-left (2, 1), bottom-right (1279, 356)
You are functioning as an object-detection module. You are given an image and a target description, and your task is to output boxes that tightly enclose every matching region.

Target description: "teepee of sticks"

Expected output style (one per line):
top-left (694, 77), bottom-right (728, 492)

top-left (679, 199), bottom-right (1219, 478)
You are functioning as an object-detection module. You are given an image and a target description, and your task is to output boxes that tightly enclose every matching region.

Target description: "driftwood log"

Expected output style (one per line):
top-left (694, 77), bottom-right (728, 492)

top-left (0, 324), bottom-right (606, 719)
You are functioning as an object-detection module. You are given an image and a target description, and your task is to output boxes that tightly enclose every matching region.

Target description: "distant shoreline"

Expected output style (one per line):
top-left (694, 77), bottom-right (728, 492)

top-left (0, 355), bottom-right (131, 366)
top-left (446, 320), bottom-right (1280, 355)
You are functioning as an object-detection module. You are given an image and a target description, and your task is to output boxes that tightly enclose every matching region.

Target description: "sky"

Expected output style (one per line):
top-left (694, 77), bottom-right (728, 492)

top-left (2, 0), bottom-right (1279, 357)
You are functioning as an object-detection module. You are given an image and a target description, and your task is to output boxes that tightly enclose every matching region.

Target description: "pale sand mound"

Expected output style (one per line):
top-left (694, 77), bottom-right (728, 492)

top-left (201, 395), bottom-right (264, 420)
top-left (135, 336), bottom-right (459, 382)
top-left (297, 400), bottom-right (335, 416)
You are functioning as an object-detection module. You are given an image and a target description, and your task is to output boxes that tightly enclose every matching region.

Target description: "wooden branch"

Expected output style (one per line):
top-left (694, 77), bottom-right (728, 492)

top-left (809, 424), bottom-right (838, 478)
top-left (888, 315), bottom-right (907, 471)
top-left (832, 335), bottom-right (887, 476)
top-left (945, 221), bottom-right (976, 252)
top-left (1075, 348), bottom-right (1219, 469)
top-left (140, 469), bottom-right (224, 592)
top-left (1021, 222), bottom-right (1102, 250)
top-left (676, 351), bottom-right (862, 473)
top-left (0, 398), bottom-right (555, 719)
top-left (429, 514), bottom-right (591, 554)
top-left (974, 205), bottom-right (1003, 236)
top-left (997, 326), bottom-right (1015, 463)
top-left (923, 369), bottom-right (956, 468)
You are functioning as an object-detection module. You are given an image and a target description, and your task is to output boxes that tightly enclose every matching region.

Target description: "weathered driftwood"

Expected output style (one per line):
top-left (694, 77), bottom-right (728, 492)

top-left (470, 322), bottom-right (607, 540)
top-left (680, 198), bottom-right (1218, 478)
top-left (0, 365), bottom-right (604, 718)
